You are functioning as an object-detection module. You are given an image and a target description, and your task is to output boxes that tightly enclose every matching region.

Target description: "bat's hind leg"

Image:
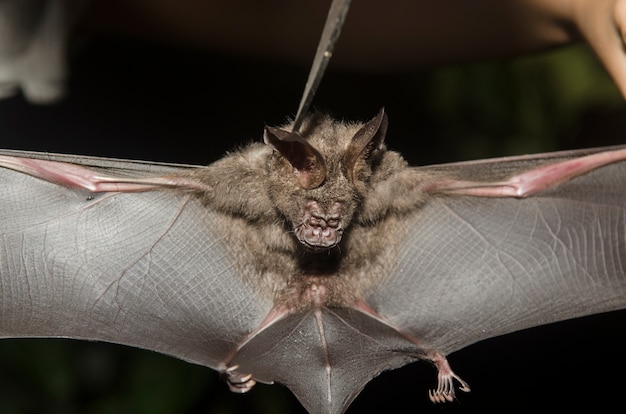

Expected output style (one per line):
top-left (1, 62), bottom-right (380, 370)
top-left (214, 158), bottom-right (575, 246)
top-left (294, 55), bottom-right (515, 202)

top-left (428, 352), bottom-right (471, 403)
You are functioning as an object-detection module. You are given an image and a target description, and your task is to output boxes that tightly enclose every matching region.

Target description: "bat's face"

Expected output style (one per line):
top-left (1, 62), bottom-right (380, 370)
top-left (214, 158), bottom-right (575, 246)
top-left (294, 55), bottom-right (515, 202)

top-left (266, 150), bottom-right (359, 251)
top-left (265, 110), bottom-right (388, 251)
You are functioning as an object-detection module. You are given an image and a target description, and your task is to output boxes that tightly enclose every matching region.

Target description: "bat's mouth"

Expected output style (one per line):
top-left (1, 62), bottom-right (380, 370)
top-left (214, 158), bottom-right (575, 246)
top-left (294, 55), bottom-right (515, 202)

top-left (296, 223), bottom-right (343, 249)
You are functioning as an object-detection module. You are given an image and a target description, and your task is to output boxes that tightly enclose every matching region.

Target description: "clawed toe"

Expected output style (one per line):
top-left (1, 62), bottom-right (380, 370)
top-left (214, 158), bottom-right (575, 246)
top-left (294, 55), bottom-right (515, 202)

top-left (428, 352), bottom-right (471, 403)
top-left (429, 388), bottom-right (455, 403)
top-left (221, 365), bottom-right (257, 393)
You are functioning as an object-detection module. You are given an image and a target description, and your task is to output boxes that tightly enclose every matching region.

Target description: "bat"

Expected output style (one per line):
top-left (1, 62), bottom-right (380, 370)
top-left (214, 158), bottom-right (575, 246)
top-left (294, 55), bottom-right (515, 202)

top-left (1, 108), bottom-right (626, 413)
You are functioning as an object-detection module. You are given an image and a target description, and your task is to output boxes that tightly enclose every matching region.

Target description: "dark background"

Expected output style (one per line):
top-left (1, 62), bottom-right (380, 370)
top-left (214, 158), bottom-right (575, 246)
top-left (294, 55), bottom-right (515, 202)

top-left (1, 15), bottom-right (626, 414)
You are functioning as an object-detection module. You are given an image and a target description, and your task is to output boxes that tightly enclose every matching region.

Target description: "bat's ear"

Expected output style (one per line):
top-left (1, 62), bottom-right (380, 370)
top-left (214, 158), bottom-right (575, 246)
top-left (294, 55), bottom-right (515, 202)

top-left (264, 126), bottom-right (327, 189)
top-left (344, 108), bottom-right (388, 182)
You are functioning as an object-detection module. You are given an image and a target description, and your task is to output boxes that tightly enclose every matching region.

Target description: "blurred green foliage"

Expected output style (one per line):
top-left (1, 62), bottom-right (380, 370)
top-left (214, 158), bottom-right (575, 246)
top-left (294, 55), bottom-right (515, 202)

top-left (425, 45), bottom-right (623, 158)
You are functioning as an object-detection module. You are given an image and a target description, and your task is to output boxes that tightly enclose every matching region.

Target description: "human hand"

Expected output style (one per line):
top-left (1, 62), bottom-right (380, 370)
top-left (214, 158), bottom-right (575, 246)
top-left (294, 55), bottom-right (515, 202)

top-left (570, 0), bottom-right (626, 98)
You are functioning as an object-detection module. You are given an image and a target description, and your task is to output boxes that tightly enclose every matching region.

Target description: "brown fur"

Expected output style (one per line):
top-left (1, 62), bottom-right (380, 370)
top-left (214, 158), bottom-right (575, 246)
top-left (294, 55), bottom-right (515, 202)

top-left (188, 111), bottom-right (438, 309)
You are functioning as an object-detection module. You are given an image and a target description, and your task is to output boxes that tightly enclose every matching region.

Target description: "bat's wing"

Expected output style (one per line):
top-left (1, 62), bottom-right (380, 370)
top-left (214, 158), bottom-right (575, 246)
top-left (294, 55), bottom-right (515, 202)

top-left (366, 146), bottom-right (626, 356)
top-left (4, 146), bottom-right (626, 413)
top-left (0, 150), bottom-right (273, 371)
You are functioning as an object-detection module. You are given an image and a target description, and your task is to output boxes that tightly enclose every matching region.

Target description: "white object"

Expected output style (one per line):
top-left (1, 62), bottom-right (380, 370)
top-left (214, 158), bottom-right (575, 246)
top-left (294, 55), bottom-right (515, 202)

top-left (0, 0), bottom-right (70, 103)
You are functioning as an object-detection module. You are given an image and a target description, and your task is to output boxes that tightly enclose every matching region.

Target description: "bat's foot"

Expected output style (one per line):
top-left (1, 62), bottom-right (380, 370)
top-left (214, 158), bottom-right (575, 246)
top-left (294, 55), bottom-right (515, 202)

top-left (221, 365), bottom-right (257, 393)
top-left (428, 352), bottom-right (470, 403)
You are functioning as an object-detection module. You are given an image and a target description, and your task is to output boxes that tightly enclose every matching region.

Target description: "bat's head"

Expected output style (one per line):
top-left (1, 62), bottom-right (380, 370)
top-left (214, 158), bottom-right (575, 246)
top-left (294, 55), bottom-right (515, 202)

top-left (264, 109), bottom-right (388, 250)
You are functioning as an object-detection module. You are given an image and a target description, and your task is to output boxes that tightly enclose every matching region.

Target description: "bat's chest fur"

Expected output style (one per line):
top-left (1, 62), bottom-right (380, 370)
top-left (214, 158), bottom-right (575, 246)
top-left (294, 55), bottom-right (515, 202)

top-left (236, 217), bottom-right (399, 310)
top-left (274, 248), bottom-right (359, 309)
